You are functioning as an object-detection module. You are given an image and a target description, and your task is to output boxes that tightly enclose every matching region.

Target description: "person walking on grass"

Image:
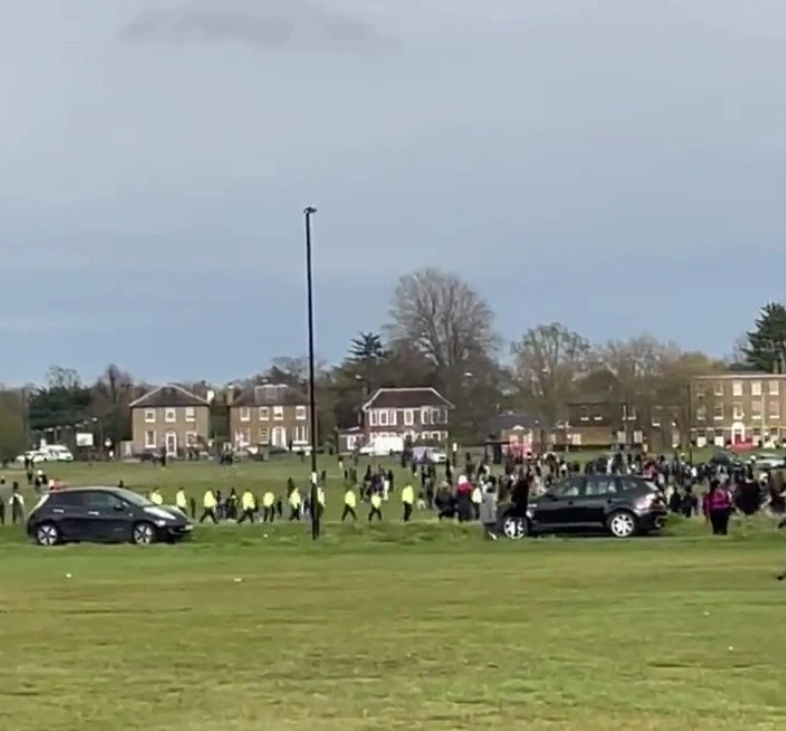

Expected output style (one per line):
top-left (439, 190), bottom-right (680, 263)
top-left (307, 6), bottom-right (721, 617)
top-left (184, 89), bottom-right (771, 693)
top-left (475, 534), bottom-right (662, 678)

top-left (703, 479), bottom-right (732, 535)
top-left (368, 491), bottom-right (383, 522)
top-left (342, 486), bottom-right (358, 522)
top-left (262, 491), bottom-right (276, 522)
top-left (10, 483), bottom-right (24, 525)
top-left (199, 489), bottom-right (218, 524)
top-left (238, 490), bottom-right (256, 524)
top-left (401, 484), bottom-right (414, 522)
top-left (479, 484), bottom-right (498, 540)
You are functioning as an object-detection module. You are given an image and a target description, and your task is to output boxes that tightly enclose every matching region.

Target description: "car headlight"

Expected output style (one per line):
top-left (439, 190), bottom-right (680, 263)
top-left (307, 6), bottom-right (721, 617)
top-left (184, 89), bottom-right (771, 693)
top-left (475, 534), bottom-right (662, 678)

top-left (154, 519), bottom-right (168, 527)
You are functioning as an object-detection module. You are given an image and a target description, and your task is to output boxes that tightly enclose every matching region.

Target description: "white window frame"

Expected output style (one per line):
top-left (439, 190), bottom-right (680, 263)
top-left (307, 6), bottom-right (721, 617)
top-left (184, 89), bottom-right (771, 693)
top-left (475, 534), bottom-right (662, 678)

top-left (369, 410), bottom-right (378, 427)
top-left (770, 380), bottom-right (780, 396)
top-left (752, 381), bottom-right (762, 397)
top-left (713, 382), bottom-right (724, 397)
top-left (769, 400), bottom-right (781, 420)
top-left (751, 401), bottom-right (762, 420)
top-left (258, 407), bottom-right (269, 420)
top-left (696, 406), bottom-right (706, 422)
top-left (165, 408), bottom-right (176, 423)
top-left (430, 408), bottom-right (442, 424)
top-left (732, 403), bottom-right (744, 421)
top-left (714, 404), bottom-right (724, 421)
top-left (144, 409), bottom-right (156, 423)
top-left (578, 406), bottom-right (589, 422)
top-left (404, 409), bottom-right (414, 426)
top-left (239, 407), bottom-right (251, 422)
top-left (185, 431), bottom-right (198, 446)
top-left (273, 406), bottom-right (284, 421)
top-left (259, 427), bottom-right (269, 444)
top-left (388, 409), bottom-right (397, 426)
top-left (293, 425), bottom-right (307, 443)
top-left (378, 410), bottom-right (389, 426)
top-left (295, 406), bottom-right (307, 421)
top-left (144, 430), bottom-right (156, 449)
top-left (185, 407), bottom-right (196, 422)
top-left (732, 380), bottom-right (743, 397)
top-left (421, 408), bottom-right (432, 425)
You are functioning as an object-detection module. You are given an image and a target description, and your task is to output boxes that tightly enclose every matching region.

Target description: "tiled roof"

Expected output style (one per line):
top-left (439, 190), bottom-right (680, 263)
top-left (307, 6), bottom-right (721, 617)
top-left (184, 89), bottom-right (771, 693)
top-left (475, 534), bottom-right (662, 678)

top-left (233, 384), bottom-right (310, 407)
top-left (362, 387), bottom-right (453, 410)
top-left (130, 384), bottom-right (209, 409)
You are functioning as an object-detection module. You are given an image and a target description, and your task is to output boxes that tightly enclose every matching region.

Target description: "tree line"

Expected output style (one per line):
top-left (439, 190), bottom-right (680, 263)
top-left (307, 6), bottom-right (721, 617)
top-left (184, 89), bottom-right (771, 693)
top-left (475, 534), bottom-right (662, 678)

top-left (1, 268), bottom-right (784, 460)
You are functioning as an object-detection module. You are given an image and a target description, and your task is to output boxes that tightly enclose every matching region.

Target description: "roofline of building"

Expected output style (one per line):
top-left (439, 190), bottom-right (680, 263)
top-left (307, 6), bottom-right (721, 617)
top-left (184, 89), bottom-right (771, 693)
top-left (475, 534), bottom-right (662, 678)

top-left (129, 383), bottom-right (210, 408)
top-left (360, 386), bottom-right (455, 411)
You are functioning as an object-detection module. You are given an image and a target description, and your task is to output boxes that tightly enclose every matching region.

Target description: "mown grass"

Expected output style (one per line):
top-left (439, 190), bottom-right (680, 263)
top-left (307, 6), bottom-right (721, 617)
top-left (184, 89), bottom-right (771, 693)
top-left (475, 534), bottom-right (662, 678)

top-left (2, 518), bottom-right (786, 731)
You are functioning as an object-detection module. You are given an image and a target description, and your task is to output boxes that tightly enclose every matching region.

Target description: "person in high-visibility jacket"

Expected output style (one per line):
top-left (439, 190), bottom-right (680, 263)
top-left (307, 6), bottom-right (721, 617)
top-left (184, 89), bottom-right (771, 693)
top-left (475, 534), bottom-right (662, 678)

top-left (342, 487), bottom-right (357, 521)
top-left (289, 487), bottom-right (302, 521)
top-left (316, 486), bottom-right (326, 519)
top-left (368, 491), bottom-right (383, 522)
top-left (471, 484), bottom-right (483, 521)
top-left (238, 490), bottom-right (256, 523)
top-left (200, 490), bottom-right (217, 523)
top-left (175, 488), bottom-right (187, 514)
top-left (262, 491), bottom-right (275, 522)
top-left (150, 488), bottom-right (163, 506)
top-left (401, 484), bottom-right (414, 522)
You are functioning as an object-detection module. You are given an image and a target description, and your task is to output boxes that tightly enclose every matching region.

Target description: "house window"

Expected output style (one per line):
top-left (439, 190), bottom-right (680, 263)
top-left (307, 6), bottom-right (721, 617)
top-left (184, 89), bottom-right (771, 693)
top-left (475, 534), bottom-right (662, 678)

top-left (713, 382), bottom-right (724, 397)
top-left (696, 406), bottom-right (706, 422)
top-left (578, 406), bottom-right (589, 422)
top-left (732, 380), bottom-right (743, 397)
top-left (651, 409), bottom-right (661, 428)
top-left (369, 410), bottom-right (378, 427)
top-left (732, 403), bottom-right (744, 421)
top-left (421, 408), bottom-right (432, 425)
top-left (770, 380), bottom-right (780, 396)
top-left (144, 409), bottom-right (156, 423)
top-left (769, 400), bottom-right (781, 420)
top-left (625, 405), bottom-right (637, 421)
top-left (273, 406), bottom-right (284, 421)
top-left (714, 404), bottom-right (724, 420)
top-left (185, 407), bottom-right (196, 422)
top-left (389, 409), bottom-right (398, 426)
top-left (144, 430), bottom-right (156, 449)
top-left (751, 401), bottom-right (762, 420)
top-left (259, 427), bottom-right (269, 444)
top-left (293, 425), bottom-right (308, 443)
top-left (404, 409), bottom-right (414, 426)
top-left (378, 409), bottom-right (389, 426)
top-left (591, 408), bottom-right (603, 421)
top-left (752, 381), bottom-right (762, 397)
top-left (295, 406), bottom-right (307, 421)
top-left (430, 409), bottom-right (444, 425)
top-left (185, 432), bottom-right (198, 446)
top-left (694, 382), bottom-right (706, 397)
top-left (240, 407), bottom-right (251, 422)
top-left (237, 428), bottom-right (250, 446)
top-left (258, 407), bottom-right (269, 420)
top-left (165, 408), bottom-right (176, 423)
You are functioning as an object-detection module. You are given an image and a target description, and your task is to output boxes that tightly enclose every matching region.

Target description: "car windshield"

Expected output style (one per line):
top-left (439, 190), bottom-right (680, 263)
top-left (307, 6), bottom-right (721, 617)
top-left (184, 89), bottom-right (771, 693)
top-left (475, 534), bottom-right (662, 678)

top-left (113, 488), bottom-right (154, 507)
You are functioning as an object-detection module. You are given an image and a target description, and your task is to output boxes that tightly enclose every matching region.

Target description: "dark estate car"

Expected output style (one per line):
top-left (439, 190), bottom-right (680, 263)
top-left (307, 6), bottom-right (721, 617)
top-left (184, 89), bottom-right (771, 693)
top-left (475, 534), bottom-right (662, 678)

top-left (498, 474), bottom-right (668, 540)
top-left (26, 487), bottom-right (193, 546)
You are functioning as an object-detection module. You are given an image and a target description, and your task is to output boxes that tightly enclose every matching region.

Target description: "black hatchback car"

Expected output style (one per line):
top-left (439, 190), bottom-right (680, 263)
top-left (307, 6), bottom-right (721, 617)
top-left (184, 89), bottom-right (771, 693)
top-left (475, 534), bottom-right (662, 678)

top-left (498, 474), bottom-right (668, 539)
top-left (26, 487), bottom-right (193, 546)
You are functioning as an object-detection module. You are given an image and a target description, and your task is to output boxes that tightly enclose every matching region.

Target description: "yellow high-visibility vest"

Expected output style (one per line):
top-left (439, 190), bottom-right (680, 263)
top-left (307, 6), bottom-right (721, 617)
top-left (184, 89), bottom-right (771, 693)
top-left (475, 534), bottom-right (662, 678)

top-left (203, 491), bottom-right (216, 509)
top-left (401, 485), bottom-right (414, 505)
top-left (262, 492), bottom-right (275, 508)
top-left (371, 494), bottom-right (382, 509)
top-left (151, 491), bottom-right (163, 506)
top-left (242, 491), bottom-right (255, 511)
top-left (289, 489), bottom-right (301, 508)
top-left (344, 490), bottom-right (357, 508)
top-left (175, 490), bottom-right (187, 509)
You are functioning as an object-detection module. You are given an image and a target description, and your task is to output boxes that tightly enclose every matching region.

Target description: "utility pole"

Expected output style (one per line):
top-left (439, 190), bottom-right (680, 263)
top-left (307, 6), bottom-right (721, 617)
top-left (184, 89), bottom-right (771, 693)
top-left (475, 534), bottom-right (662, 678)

top-left (304, 206), bottom-right (320, 540)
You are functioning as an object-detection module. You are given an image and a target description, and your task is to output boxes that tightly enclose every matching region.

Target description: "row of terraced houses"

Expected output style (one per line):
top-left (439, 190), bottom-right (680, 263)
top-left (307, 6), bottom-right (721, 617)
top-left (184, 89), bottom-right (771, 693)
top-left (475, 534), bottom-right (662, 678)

top-left (127, 371), bottom-right (786, 457)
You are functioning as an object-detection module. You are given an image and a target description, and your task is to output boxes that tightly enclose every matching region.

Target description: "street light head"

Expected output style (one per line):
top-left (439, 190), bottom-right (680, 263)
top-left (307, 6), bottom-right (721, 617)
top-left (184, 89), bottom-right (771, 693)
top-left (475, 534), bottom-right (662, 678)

top-left (304, 206), bottom-right (317, 215)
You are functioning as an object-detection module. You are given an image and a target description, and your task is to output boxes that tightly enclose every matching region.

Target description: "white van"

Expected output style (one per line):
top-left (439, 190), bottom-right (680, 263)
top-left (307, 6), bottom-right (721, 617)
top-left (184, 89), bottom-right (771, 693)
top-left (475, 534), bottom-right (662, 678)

top-left (359, 436), bottom-right (405, 457)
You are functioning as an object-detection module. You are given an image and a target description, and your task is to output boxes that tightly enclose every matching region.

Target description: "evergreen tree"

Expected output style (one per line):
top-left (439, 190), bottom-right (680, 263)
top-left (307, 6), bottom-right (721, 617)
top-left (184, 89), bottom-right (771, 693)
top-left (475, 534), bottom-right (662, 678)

top-left (744, 302), bottom-right (786, 373)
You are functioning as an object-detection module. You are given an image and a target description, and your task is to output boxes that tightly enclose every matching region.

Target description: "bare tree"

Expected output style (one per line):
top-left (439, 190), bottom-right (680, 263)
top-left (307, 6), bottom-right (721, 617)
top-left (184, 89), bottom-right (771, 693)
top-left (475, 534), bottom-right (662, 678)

top-left (385, 268), bottom-right (499, 377)
top-left (511, 323), bottom-right (592, 426)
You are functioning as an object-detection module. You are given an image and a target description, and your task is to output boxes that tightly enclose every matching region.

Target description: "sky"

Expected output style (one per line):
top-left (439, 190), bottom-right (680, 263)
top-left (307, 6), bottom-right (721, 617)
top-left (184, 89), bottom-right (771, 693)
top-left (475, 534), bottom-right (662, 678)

top-left (3, 0), bottom-right (786, 386)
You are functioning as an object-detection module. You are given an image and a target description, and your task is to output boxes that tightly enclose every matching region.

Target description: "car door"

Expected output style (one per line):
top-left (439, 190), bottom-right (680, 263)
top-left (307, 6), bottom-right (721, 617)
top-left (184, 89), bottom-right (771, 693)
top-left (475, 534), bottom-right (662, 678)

top-left (534, 476), bottom-right (586, 526)
top-left (577, 475), bottom-right (624, 525)
top-left (82, 491), bottom-right (134, 542)
top-left (48, 491), bottom-right (88, 539)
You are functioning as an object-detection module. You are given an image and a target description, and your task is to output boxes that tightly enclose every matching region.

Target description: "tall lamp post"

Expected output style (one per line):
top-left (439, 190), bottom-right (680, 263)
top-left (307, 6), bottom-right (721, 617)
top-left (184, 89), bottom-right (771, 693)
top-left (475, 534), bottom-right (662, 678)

top-left (304, 206), bottom-right (320, 540)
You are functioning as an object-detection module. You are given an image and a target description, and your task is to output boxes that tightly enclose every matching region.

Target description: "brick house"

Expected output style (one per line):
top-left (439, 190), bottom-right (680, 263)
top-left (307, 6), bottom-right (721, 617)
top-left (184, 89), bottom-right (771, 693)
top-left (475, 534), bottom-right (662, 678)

top-left (129, 384), bottom-right (211, 457)
top-left (557, 391), bottom-right (642, 449)
top-left (690, 372), bottom-right (786, 448)
top-left (228, 383), bottom-right (312, 451)
top-left (337, 387), bottom-right (453, 452)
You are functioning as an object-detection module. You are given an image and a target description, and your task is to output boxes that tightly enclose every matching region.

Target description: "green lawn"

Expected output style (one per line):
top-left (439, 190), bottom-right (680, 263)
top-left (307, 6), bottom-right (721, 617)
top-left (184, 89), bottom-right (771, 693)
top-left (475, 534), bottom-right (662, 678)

top-left (2, 519), bottom-right (786, 731)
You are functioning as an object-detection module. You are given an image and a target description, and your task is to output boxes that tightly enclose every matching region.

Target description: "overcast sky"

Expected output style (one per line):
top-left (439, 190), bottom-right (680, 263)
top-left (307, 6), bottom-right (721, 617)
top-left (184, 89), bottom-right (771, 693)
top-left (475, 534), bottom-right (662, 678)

top-left (2, 0), bottom-right (785, 385)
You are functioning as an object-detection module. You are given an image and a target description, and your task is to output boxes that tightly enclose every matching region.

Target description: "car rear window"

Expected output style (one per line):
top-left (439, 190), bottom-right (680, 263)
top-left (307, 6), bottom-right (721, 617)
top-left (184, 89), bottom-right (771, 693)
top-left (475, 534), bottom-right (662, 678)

top-left (619, 477), bottom-right (652, 492)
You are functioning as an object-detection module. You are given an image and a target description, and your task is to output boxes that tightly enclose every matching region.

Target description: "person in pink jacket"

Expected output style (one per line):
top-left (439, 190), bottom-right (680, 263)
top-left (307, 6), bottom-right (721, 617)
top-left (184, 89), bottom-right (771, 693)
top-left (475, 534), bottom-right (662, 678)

top-left (703, 480), bottom-right (732, 535)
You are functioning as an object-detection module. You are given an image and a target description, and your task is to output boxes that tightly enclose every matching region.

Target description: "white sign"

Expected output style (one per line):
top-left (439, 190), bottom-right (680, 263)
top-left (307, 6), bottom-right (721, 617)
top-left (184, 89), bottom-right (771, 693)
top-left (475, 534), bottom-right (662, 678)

top-left (75, 432), bottom-right (94, 447)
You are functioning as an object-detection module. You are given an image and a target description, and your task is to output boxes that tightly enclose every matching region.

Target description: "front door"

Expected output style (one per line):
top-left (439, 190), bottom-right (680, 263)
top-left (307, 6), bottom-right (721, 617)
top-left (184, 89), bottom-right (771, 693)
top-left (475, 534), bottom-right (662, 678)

top-left (83, 491), bottom-right (133, 542)
top-left (165, 431), bottom-right (178, 457)
top-left (534, 476), bottom-right (585, 525)
top-left (271, 427), bottom-right (286, 447)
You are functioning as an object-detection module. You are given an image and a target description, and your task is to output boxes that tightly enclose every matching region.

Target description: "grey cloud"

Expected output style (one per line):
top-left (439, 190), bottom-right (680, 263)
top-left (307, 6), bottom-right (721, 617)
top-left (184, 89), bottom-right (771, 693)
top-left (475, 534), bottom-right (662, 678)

top-left (119, 0), bottom-right (396, 52)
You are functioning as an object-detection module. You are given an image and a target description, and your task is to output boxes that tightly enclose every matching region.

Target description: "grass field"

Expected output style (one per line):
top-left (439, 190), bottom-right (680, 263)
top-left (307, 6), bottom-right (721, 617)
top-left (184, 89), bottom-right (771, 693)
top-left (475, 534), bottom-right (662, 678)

top-left (2, 524), bottom-right (786, 731)
top-left (3, 461), bottom-right (786, 731)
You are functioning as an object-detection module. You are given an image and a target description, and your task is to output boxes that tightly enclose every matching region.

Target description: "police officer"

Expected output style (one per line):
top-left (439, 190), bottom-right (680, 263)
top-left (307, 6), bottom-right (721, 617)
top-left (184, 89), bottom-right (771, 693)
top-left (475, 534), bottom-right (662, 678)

top-left (175, 487), bottom-right (187, 514)
top-left (238, 490), bottom-right (256, 523)
top-left (200, 489), bottom-right (218, 523)
top-left (401, 484), bottom-right (414, 522)
top-left (368, 491), bottom-right (383, 522)
top-left (342, 486), bottom-right (358, 521)
top-left (262, 491), bottom-right (275, 522)
top-left (289, 487), bottom-right (302, 520)
top-left (150, 488), bottom-right (163, 506)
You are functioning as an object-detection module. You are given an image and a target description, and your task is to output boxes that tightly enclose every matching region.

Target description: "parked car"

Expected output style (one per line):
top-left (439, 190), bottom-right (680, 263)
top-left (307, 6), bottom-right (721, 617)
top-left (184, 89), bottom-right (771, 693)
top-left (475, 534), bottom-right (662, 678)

top-left (27, 487), bottom-right (193, 546)
top-left (15, 445), bottom-right (74, 463)
top-left (498, 474), bottom-right (668, 539)
top-left (749, 452), bottom-right (786, 470)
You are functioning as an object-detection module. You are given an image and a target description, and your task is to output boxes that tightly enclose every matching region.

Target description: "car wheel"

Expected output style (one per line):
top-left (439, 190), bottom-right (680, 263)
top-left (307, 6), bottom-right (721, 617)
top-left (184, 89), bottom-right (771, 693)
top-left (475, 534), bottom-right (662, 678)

top-left (607, 510), bottom-right (637, 538)
top-left (35, 522), bottom-right (61, 547)
top-left (132, 521), bottom-right (157, 545)
top-left (501, 515), bottom-right (528, 539)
